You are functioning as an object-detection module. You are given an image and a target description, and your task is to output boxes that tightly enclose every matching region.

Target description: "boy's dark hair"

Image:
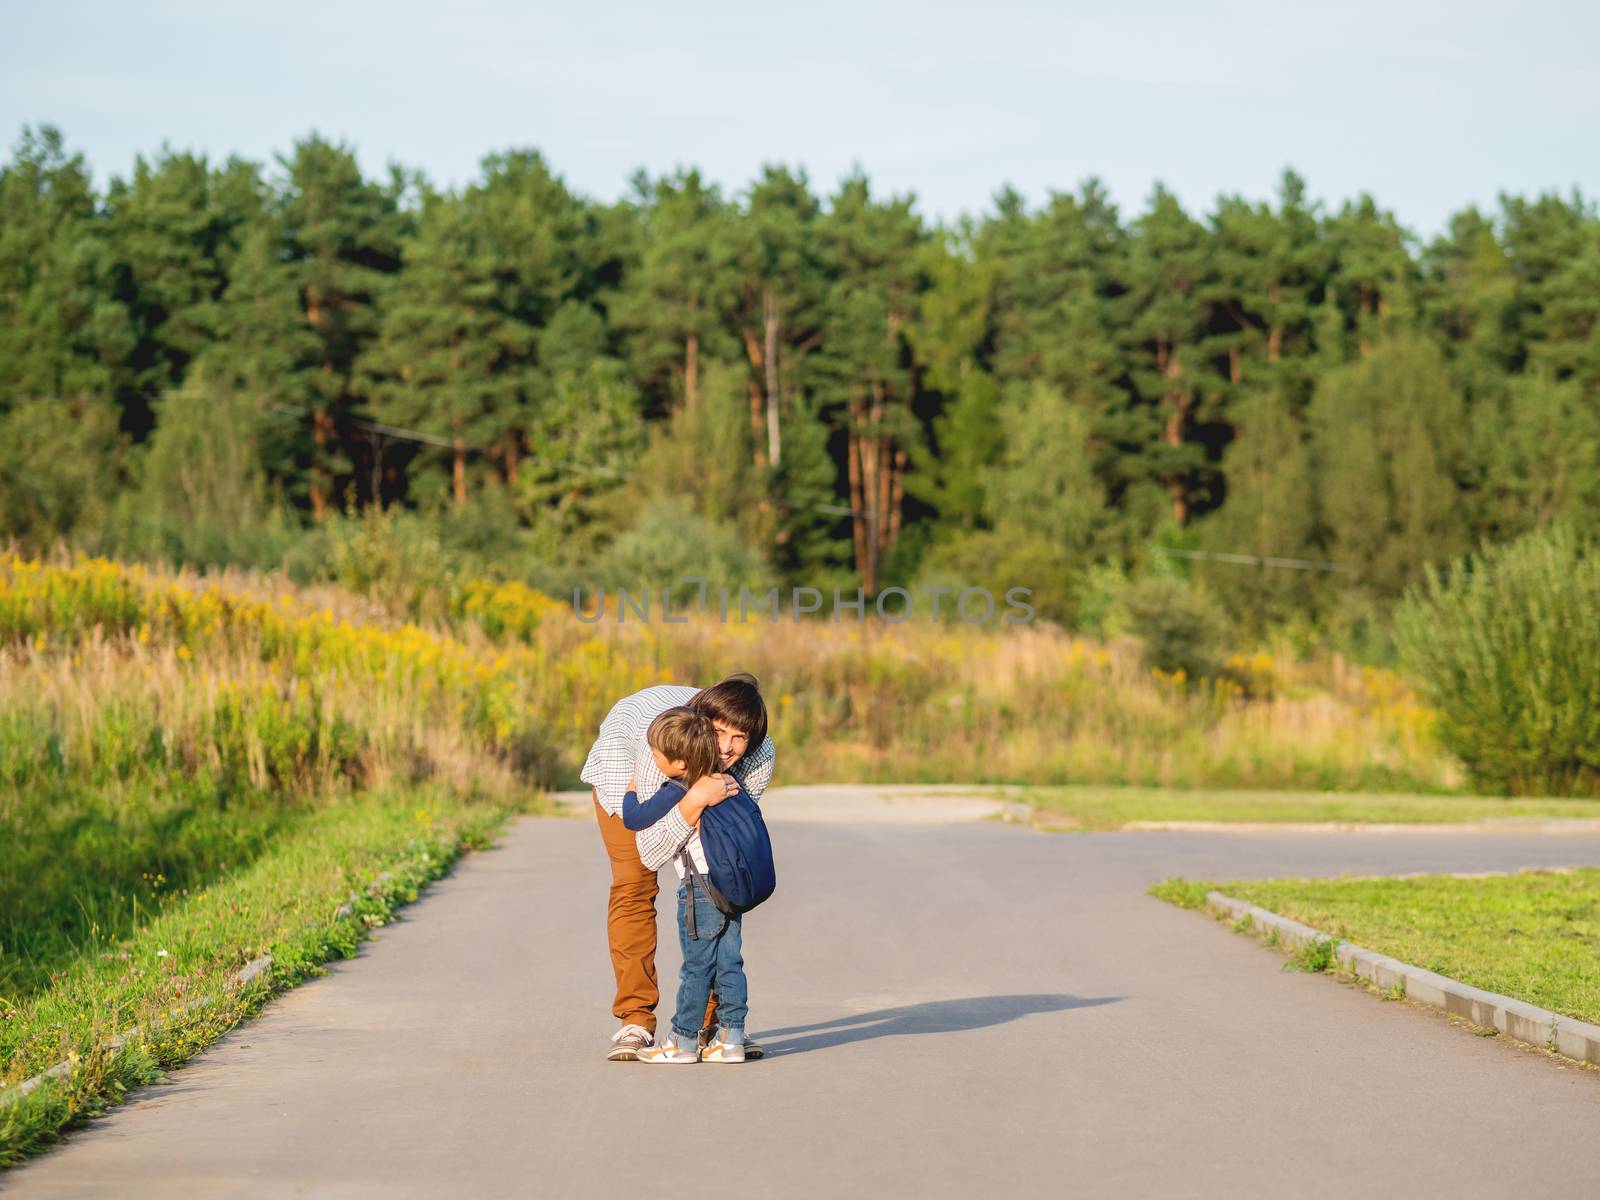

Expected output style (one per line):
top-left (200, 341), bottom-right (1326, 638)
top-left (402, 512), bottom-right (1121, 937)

top-left (646, 707), bottom-right (720, 784)
top-left (690, 671), bottom-right (768, 748)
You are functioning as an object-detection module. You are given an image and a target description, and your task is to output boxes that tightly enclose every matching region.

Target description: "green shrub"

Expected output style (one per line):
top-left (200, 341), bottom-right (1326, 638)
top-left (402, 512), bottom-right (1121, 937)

top-left (1124, 574), bottom-right (1229, 680)
top-left (912, 525), bottom-right (1081, 625)
top-left (1395, 524), bottom-right (1600, 796)
top-left (589, 499), bottom-right (774, 607)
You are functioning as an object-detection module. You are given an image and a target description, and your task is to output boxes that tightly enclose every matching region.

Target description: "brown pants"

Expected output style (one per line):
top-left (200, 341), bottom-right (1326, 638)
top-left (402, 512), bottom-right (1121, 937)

top-left (594, 793), bottom-right (716, 1033)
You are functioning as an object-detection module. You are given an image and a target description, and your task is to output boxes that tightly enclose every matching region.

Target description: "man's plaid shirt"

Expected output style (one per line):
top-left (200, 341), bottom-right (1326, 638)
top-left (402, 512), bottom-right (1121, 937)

top-left (580, 684), bottom-right (776, 871)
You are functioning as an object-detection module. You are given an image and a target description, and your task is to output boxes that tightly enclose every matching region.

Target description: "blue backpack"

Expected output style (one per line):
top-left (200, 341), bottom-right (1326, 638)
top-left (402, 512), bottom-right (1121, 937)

top-left (680, 778), bottom-right (776, 930)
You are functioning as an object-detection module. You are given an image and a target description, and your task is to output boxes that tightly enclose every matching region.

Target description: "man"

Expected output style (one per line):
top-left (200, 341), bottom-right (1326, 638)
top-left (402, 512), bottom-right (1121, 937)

top-left (581, 672), bottom-right (774, 1061)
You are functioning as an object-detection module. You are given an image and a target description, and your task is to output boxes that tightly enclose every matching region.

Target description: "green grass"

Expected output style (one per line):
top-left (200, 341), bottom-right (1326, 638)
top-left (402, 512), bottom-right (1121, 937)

top-left (2, 779), bottom-right (309, 1004)
top-left (1152, 869), bottom-right (1600, 1027)
top-left (1147, 878), bottom-right (1212, 909)
top-left (1021, 785), bottom-right (1600, 831)
top-left (0, 786), bottom-right (510, 1165)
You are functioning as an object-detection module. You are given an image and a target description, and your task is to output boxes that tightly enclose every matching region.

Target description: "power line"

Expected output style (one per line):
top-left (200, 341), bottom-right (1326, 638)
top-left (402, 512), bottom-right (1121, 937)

top-left (1152, 547), bottom-right (1354, 574)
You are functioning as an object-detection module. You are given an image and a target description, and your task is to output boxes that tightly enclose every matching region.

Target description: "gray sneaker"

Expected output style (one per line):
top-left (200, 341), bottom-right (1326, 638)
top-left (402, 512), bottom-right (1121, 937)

top-left (607, 1023), bottom-right (654, 1061)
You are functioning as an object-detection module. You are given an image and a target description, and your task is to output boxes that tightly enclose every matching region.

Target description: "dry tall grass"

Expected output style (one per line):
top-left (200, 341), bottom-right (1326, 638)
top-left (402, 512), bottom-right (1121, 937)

top-left (2, 556), bottom-right (1460, 795)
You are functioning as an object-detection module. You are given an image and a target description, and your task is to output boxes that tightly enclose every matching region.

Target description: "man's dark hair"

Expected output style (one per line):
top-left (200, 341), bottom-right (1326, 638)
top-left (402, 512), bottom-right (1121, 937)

top-left (690, 671), bottom-right (768, 747)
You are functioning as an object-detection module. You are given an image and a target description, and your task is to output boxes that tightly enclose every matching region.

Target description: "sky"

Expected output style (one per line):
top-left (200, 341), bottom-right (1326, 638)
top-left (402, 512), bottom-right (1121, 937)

top-left (3, 0), bottom-right (1597, 239)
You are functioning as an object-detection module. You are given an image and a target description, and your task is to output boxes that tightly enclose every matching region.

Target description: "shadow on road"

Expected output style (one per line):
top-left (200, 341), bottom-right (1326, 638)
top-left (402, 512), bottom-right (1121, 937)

top-left (755, 993), bottom-right (1121, 1057)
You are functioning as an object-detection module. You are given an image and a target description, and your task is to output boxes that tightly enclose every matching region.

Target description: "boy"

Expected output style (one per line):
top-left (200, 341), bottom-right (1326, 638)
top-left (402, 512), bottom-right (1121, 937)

top-left (581, 674), bottom-right (774, 1061)
top-left (623, 707), bottom-right (754, 1064)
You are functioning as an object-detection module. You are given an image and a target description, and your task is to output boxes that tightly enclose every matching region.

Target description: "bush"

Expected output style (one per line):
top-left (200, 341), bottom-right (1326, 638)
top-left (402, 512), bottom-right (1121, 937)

top-left (0, 396), bottom-right (121, 551)
top-left (325, 505), bottom-right (450, 613)
top-left (1124, 574), bottom-right (1229, 680)
top-left (109, 373), bottom-right (303, 570)
top-left (1396, 525), bottom-right (1600, 796)
top-left (913, 525), bottom-right (1081, 625)
top-left (588, 498), bottom-right (773, 608)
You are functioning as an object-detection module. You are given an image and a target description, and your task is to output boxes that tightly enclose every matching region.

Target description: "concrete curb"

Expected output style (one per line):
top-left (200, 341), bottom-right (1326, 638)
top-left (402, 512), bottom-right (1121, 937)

top-left (2, 866), bottom-right (400, 1108)
top-left (1, 953), bottom-right (275, 1107)
top-left (1205, 890), bottom-right (1600, 1067)
top-left (1127, 818), bottom-right (1600, 834)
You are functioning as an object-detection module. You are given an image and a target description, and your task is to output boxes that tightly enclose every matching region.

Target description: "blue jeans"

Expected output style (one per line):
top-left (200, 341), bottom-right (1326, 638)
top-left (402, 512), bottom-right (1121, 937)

top-left (672, 879), bottom-right (746, 1045)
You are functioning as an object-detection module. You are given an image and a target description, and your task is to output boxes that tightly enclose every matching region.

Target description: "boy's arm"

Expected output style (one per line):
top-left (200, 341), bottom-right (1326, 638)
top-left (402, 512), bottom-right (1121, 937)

top-left (632, 729), bottom-right (670, 804)
top-left (635, 775), bottom-right (731, 870)
top-left (621, 781), bottom-right (685, 831)
top-left (734, 735), bottom-right (776, 802)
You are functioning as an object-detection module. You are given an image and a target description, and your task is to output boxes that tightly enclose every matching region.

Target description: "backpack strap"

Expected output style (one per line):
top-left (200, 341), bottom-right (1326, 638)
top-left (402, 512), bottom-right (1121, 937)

top-left (679, 847), bottom-right (730, 940)
top-left (680, 848), bottom-right (702, 940)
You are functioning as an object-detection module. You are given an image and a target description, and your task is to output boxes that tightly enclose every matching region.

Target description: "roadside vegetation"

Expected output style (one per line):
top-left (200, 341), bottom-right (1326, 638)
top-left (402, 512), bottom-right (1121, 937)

top-left (1149, 870), bottom-right (1600, 1027)
top-left (1, 794), bottom-right (501, 1164)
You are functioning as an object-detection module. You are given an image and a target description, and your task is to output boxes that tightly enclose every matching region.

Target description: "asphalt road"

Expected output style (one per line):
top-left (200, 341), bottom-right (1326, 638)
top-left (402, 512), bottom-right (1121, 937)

top-left (9, 791), bottom-right (1600, 1199)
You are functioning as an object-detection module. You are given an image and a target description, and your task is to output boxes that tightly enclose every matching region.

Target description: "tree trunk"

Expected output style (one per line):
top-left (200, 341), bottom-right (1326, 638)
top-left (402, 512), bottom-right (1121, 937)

top-left (1267, 285), bottom-right (1282, 363)
top-left (684, 332), bottom-right (699, 409)
top-left (1160, 340), bottom-right (1189, 524)
top-left (764, 291), bottom-right (782, 467)
top-left (307, 268), bottom-right (335, 521)
top-left (310, 370), bottom-right (334, 521)
top-left (310, 408), bottom-right (327, 521)
top-left (743, 328), bottom-right (765, 450)
top-left (1228, 345), bottom-right (1242, 385)
top-left (847, 418), bottom-right (870, 592)
top-left (453, 436), bottom-right (467, 506)
top-left (888, 445), bottom-right (906, 545)
top-left (748, 381), bottom-right (764, 462)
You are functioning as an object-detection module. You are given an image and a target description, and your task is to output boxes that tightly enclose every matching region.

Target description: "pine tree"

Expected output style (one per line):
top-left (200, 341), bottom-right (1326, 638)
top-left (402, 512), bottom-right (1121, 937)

top-left (612, 169), bottom-right (736, 413)
top-left (105, 150), bottom-right (265, 434)
top-left (1469, 372), bottom-right (1600, 542)
top-left (202, 215), bottom-right (324, 509)
top-left (1323, 194), bottom-right (1416, 359)
top-left (732, 165), bottom-right (827, 470)
top-left (1309, 335), bottom-right (1468, 597)
top-left (362, 187), bottom-right (534, 510)
top-left (1421, 206), bottom-right (1517, 393)
top-left (817, 173), bottom-right (928, 593)
top-left (1121, 185), bottom-right (1210, 524)
top-left (1197, 388), bottom-right (1317, 629)
top-left (278, 135), bottom-right (403, 517)
top-left (0, 127), bottom-right (132, 413)
top-left (904, 223), bottom-right (996, 530)
top-left (514, 302), bottom-right (645, 559)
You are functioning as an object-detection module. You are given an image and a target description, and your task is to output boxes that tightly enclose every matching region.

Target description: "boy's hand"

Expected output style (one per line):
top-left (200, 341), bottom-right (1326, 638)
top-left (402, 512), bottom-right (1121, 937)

top-left (680, 773), bottom-right (737, 824)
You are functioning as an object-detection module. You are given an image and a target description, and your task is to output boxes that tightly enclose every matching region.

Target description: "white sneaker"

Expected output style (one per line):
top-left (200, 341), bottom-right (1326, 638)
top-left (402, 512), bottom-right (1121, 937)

top-left (637, 1034), bottom-right (700, 1064)
top-left (699, 1024), bottom-right (764, 1059)
top-left (607, 1023), bottom-right (654, 1062)
top-left (701, 1037), bottom-right (746, 1064)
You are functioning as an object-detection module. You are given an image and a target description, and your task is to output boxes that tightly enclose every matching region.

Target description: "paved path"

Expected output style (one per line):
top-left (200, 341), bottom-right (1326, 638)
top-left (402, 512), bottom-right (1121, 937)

top-left (10, 790), bottom-right (1600, 1199)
